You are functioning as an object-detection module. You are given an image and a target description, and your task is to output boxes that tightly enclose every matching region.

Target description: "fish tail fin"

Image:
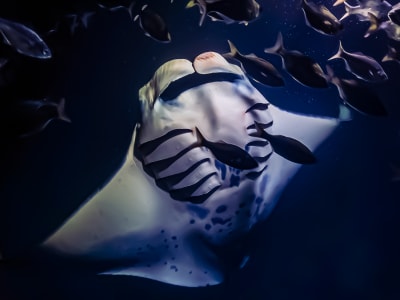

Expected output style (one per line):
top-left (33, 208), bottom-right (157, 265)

top-left (127, 1), bottom-right (137, 19)
top-left (364, 12), bottom-right (380, 38)
top-left (328, 41), bottom-right (344, 61)
top-left (264, 32), bottom-right (284, 55)
top-left (333, 0), bottom-right (345, 7)
top-left (382, 46), bottom-right (396, 62)
top-left (186, 0), bottom-right (207, 26)
top-left (339, 2), bottom-right (353, 21)
top-left (56, 98), bottom-right (72, 123)
top-left (226, 40), bottom-right (239, 58)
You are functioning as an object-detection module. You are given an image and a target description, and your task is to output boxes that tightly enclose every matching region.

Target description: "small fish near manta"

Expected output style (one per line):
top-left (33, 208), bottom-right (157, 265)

top-left (301, 0), bottom-right (343, 36)
top-left (223, 40), bottom-right (284, 87)
top-left (186, 0), bottom-right (261, 26)
top-left (264, 32), bottom-right (329, 88)
top-left (134, 4), bottom-right (171, 43)
top-left (40, 51), bottom-right (343, 287)
top-left (0, 17), bottom-right (52, 59)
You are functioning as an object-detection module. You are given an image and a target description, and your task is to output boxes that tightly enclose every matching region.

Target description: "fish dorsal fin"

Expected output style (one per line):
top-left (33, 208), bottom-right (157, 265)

top-left (139, 59), bottom-right (194, 110)
top-left (193, 51), bottom-right (243, 75)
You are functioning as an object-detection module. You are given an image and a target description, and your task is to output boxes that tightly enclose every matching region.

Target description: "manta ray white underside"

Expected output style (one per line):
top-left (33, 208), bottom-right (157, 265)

top-left (42, 51), bottom-right (340, 287)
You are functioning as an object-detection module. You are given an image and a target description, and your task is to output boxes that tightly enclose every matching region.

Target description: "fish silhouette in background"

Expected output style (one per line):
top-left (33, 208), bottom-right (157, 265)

top-left (7, 97), bottom-right (71, 138)
top-left (0, 17), bottom-right (52, 59)
top-left (326, 65), bottom-right (387, 117)
top-left (382, 45), bottom-right (400, 64)
top-left (264, 32), bottom-right (328, 88)
top-left (364, 12), bottom-right (400, 41)
top-left (186, 0), bottom-right (261, 26)
top-left (134, 4), bottom-right (171, 43)
top-left (328, 40), bottom-right (388, 82)
top-left (40, 51), bottom-right (342, 287)
top-left (337, 0), bottom-right (392, 22)
top-left (223, 40), bottom-right (284, 87)
top-left (301, 0), bottom-right (343, 35)
top-left (388, 3), bottom-right (400, 26)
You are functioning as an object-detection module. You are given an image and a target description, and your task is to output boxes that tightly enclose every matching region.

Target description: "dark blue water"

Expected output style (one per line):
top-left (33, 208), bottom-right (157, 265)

top-left (1, 0), bottom-right (399, 299)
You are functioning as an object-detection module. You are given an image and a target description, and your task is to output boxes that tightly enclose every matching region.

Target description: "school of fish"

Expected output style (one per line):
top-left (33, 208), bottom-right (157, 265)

top-left (1, 0), bottom-right (398, 140)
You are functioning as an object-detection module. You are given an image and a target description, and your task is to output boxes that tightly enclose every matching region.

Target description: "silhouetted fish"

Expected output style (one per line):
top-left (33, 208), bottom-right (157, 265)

top-left (12, 98), bottom-right (71, 138)
top-left (195, 127), bottom-right (258, 170)
top-left (328, 40), bottom-right (388, 82)
top-left (97, 1), bottom-right (136, 19)
top-left (134, 4), bottom-right (171, 43)
top-left (264, 32), bottom-right (328, 88)
top-left (382, 46), bottom-right (400, 64)
top-left (301, 0), bottom-right (343, 35)
top-left (250, 121), bottom-right (316, 164)
top-left (326, 65), bottom-right (387, 116)
top-left (186, 0), bottom-right (261, 26)
top-left (338, 0), bottom-right (392, 21)
top-left (0, 17), bottom-right (51, 59)
top-left (223, 40), bottom-right (284, 87)
top-left (365, 12), bottom-right (400, 41)
top-left (388, 3), bottom-right (400, 26)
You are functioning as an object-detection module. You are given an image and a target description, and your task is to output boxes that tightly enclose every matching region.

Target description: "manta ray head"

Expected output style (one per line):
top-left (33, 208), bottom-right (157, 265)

top-left (42, 51), bottom-right (339, 287)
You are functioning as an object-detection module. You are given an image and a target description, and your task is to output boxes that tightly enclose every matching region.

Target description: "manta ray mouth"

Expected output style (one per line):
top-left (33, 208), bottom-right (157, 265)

top-left (160, 72), bottom-right (242, 101)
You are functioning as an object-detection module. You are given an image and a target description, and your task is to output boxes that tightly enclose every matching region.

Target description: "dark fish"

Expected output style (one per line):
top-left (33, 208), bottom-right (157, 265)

top-left (301, 0), bottom-right (343, 35)
top-left (264, 32), bottom-right (328, 88)
top-left (12, 97), bottom-right (71, 138)
top-left (388, 3), bottom-right (400, 26)
top-left (326, 65), bottom-right (387, 117)
top-left (134, 4), bottom-right (171, 43)
top-left (0, 17), bottom-right (51, 59)
top-left (223, 40), bottom-right (284, 87)
top-left (96, 1), bottom-right (136, 19)
top-left (65, 12), bottom-right (96, 35)
top-left (382, 46), bottom-right (400, 64)
top-left (364, 12), bottom-right (400, 42)
top-left (250, 122), bottom-right (316, 164)
top-left (328, 40), bottom-right (388, 82)
top-left (195, 127), bottom-right (258, 170)
top-left (186, 0), bottom-right (261, 26)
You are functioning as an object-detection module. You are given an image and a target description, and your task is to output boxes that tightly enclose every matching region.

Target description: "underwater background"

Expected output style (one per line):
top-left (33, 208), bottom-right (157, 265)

top-left (0, 0), bottom-right (399, 299)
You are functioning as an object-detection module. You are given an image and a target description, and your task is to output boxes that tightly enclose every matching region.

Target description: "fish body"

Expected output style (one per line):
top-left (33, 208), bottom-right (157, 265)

top-left (186, 0), bottom-right (260, 26)
top-left (339, 1), bottom-right (392, 22)
top-left (134, 4), bottom-right (171, 43)
top-left (301, 0), bottom-right (343, 35)
top-left (388, 3), bottom-right (400, 26)
top-left (251, 122), bottom-right (316, 164)
top-left (382, 46), bottom-right (400, 63)
top-left (195, 126), bottom-right (258, 170)
top-left (12, 98), bottom-right (71, 138)
top-left (264, 32), bottom-right (328, 88)
top-left (365, 12), bottom-right (400, 41)
top-left (326, 65), bottom-right (387, 116)
top-left (0, 17), bottom-right (51, 59)
top-left (223, 40), bottom-right (284, 87)
top-left (328, 40), bottom-right (388, 82)
top-left (41, 51), bottom-right (341, 287)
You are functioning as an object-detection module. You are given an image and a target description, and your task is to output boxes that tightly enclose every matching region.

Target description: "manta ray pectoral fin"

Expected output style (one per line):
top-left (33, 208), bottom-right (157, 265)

top-left (258, 104), bottom-right (339, 220)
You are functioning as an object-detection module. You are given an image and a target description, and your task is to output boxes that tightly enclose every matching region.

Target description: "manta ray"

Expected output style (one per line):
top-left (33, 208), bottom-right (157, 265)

top-left (41, 51), bottom-right (341, 287)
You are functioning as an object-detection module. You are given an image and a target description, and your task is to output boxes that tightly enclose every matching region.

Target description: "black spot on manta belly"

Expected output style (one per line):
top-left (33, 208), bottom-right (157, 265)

top-left (216, 205), bottom-right (228, 214)
top-left (187, 203), bottom-right (210, 219)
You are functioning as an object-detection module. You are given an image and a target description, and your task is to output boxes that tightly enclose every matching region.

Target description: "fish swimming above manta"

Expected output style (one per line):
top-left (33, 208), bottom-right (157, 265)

top-left (36, 51), bottom-right (345, 287)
